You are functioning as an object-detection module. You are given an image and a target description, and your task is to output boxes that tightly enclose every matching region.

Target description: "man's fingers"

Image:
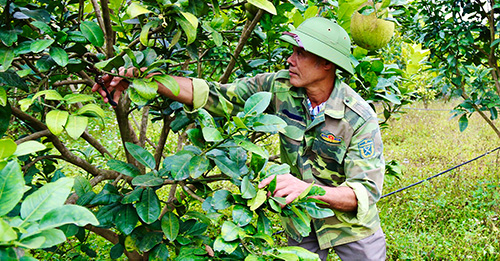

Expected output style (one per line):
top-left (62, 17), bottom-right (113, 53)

top-left (258, 175), bottom-right (275, 189)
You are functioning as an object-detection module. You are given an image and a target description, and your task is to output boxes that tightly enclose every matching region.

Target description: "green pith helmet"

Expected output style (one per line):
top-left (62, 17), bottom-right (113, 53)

top-left (280, 17), bottom-right (354, 75)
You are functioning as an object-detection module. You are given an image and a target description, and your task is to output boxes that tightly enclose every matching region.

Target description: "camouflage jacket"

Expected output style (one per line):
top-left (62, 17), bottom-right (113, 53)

top-left (189, 70), bottom-right (385, 249)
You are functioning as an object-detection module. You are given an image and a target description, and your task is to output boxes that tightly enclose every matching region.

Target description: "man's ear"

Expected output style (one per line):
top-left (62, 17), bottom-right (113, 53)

top-left (323, 60), bottom-right (336, 72)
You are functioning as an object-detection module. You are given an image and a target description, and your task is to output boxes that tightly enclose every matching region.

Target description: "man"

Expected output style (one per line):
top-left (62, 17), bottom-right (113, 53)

top-left (93, 17), bottom-right (386, 260)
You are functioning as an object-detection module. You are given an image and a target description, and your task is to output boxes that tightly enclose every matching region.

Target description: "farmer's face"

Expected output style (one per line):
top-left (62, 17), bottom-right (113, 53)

top-left (287, 46), bottom-right (328, 88)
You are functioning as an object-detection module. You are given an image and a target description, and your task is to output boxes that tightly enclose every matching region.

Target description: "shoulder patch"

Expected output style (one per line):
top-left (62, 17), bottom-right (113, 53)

top-left (358, 139), bottom-right (374, 158)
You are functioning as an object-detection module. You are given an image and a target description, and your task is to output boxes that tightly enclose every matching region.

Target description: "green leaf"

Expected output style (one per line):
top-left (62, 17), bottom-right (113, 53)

top-left (212, 189), bottom-right (232, 210)
top-left (232, 205), bottom-right (253, 227)
top-left (153, 75), bottom-right (180, 96)
top-left (0, 161), bottom-right (24, 216)
top-left (39, 205), bottom-right (99, 230)
top-left (65, 115), bottom-right (88, 140)
top-left (115, 204), bottom-right (139, 235)
top-left (163, 153), bottom-right (193, 181)
top-left (174, 14), bottom-right (197, 45)
top-left (30, 39), bottom-right (55, 53)
top-left (304, 203), bottom-right (335, 219)
top-left (244, 92), bottom-right (271, 116)
top-left (49, 47), bottom-right (69, 67)
top-left (202, 127), bottom-right (223, 142)
top-left (0, 88), bottom-right (6, 107)
top-left (0, 138), bottom-right (17, 159)
top-left (31, 21), bottom-right (54, 36)
top-left (21, 177), bottom-right (74, 222)
top-left (140, 21), bottom-right (155, 47)
top-left (132, 78), bottom-right (158, 100)
top-left (0, 218), bottom-right (17, 242)
top-left (46, 110), bottom-right (69, 135)
top-left (212, 154), bottom-right (242, 179)
top-left (125, 142), bottom-right (156, 170)
top-left (110, 243), bottom-right (125, 259)
top-left (458, 114), bottom-right (468, 132)
top-left (127, 2), bottom-right (152, 18)
top-left (241, 176), bottom-right (257, 199)
top-left (247, 0), bottom-right (277, 15)
top-left (220, 221), bottom-right (241, 241)
top-left (30, 229), bottom-right (67, 249)
top-left (122, 188), bottom-right (144, 204)
top-left (281, 125), bottom-right (304, 140)
top-left (32, 90), bottom-right (64, 101)
top-left (234, 136), bottom-right (269, 159)
top-left (188, 155), bottom-right (210, 179)
top-left (0, 48), bottom-right (14, 70)
top-left (297, 183), bottom-right (314, 201)
top-left (161, 212), bottom-right (179, 241)
top-left (248, 189), bottom-right (267, 211)
top-left (213, 236), bottom-right (239, 254)
top-left (136, 188), bottom-right (160, 224)
top-left (63, 94), bottom-right (95, 104)
top-left (107, 159), bottom-right (142, 178)
top-left (74, 176), bottom-right (91, 197)
top-left (252, 114), bottom-right (287, 133)
top-left (14, 140), bottom-right (47, 156)
top-left (132, 174), bottom-right (164, 187)
top-left (80, 21), bottom-right (104, 47)
top-left (276, 246), bottom-right (320, 261)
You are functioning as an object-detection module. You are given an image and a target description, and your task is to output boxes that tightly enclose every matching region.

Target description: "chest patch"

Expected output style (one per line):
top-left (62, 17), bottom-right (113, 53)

top-left (359, 139), bottom-right (374, 158)
top-left (320, 133), bottom-right (342, 144)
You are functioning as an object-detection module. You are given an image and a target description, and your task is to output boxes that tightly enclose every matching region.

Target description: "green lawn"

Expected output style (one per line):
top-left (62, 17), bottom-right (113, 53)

top-left (378, 99), bottom-right (500, 260)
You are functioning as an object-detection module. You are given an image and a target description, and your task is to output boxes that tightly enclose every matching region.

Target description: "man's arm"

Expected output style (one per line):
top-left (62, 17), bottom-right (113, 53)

top-left (92, 67), bottom-right (194, 106)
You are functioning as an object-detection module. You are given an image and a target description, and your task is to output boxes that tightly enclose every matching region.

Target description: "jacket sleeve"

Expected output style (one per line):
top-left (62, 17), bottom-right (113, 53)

top-left (337, 115), bottom-right (385, 224)
top-left (185, 73), bottom-right (276, 116)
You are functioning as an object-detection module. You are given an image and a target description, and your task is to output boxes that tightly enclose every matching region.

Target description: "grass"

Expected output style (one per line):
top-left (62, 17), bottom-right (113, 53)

top-left (377, 99), bottom-right (500, 260)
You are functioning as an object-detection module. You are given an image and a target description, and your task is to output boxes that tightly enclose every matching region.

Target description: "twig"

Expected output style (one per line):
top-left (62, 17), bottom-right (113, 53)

top-left (15, 129), bottom-right (51, 144)
top-left (100, 0), bottom-right (115, 58)
top-left (181, 183), bottom-right (205, 202)
top-left (154, 116), bottom-right (171, 168)
top-left (22, 155), bottom-right (63, 172)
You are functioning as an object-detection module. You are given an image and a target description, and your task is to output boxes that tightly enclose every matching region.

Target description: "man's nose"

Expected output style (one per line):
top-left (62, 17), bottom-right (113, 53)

top-left (287, 53), bottom-right (295, 66)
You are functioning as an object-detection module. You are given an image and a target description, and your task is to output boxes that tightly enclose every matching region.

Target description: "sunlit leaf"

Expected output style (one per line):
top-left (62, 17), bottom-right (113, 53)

top-left (80, 21), bottom-right (104, 47)
top-left (247, 0), bottom-right (277, 15)
top-left (65, 115), bottom-right (88, 140)
top-left (21, 177), bottom-right (74, 222)
top-left (0, 161), bottom-right (24, 216)
top-left (14, 140), bottom-right (46, 156)
top-left (46, 110), bottom-right (69, 135)
top-left (49, 47), bottom-right (68, 67)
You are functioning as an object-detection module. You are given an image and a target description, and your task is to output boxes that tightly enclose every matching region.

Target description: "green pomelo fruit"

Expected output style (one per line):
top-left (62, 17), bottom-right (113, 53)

top-left (350, 11), bottom-right (395, 50)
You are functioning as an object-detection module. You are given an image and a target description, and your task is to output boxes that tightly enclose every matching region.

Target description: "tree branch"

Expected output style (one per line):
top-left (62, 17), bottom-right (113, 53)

top-left (15, 129), bottom-right (51, 144)
top-left (219, 9), bottom-right (264, 84)
top-left (100, 0), bottom-right (115, 58)
top-left (10, 106), bottom-right (120, 180)
top-left (154, 116), bottom-right (171, 169)
top-left (139, 106), bottom-right (150, 147)
top-left (84, 225), bottom-right (144, 260)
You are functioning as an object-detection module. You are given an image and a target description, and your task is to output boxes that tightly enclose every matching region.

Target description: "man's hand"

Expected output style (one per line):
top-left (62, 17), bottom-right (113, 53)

top-left (91, 67), bottom-right (138, 106)
top-left (258, 174), bottom-right (310, 206)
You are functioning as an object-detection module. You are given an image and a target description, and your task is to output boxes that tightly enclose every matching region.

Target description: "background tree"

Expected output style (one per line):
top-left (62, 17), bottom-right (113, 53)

top-left (399, 0), bottom-right (500, 136)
